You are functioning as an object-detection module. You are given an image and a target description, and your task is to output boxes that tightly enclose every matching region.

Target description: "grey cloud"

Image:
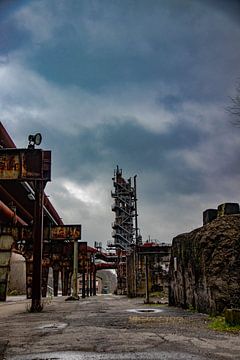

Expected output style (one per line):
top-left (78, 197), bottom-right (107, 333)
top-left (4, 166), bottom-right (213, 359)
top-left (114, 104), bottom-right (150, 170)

top-left (1, 0), bottom-right (240, 244)
top-left (40, 119), bottom-right (206, 198)
top-left (7, 0), bottom-right (240, 101)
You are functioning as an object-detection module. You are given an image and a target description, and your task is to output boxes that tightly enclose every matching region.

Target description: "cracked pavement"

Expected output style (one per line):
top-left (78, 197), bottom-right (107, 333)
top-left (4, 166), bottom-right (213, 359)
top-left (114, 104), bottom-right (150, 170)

top-left (0, 294), bottom-right (239, 359)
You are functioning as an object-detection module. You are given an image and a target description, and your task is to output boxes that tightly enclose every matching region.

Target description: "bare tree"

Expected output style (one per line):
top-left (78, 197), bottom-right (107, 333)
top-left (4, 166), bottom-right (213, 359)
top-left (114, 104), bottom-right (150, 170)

top-left (227, 81), bottom-right (240, 125)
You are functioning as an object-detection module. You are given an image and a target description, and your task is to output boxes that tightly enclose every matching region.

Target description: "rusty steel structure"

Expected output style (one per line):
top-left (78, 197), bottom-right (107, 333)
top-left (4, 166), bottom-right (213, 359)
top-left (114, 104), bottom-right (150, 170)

top-left (0, 123), bottom-right (104, 304)
top-left (0, 224), bottom-right (82, 298)
top-left (0, 125), bottom-right (52, 311)
top-left (126, 242), bottom-right (171, 300)
top-left (0, 123), bottom-right (120, 304)
top-left (111, 166), bottom-right (141, 250)
top-left (111, 166), bottom-right (142, 295)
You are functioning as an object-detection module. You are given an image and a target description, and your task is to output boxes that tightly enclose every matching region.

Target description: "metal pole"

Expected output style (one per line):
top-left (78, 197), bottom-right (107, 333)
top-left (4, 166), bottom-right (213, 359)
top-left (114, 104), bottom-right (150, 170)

top-left (93, 270), bottom-right (96, 296)
top-left (53, 266), bottom-right (59, 297)
top-left (72, 239), bottom-right (79, 299)
top-left (134, 175), bottom-right (138, 244)
top-left (82, 266), bottom-right (86, 299)
top-left (133, 176), bottom-right (139, 297)
top-left (133, 247), bottom-right (138, 297)
top-left (31, 180), bottom-right (44, 312)
top-left (86, 260), bottom-right (89, 297)
top-left (145, 255), bottom-right (150, 304)
top-left (90, 271), bottom-right (93, 296)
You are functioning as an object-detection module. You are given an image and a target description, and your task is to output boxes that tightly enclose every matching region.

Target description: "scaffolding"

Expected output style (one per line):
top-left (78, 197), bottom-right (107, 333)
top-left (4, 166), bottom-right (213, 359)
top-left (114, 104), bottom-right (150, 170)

top-left (111, 166), bottom-right (141, 251)
top-left (110, 166), bottom-right (142, 295)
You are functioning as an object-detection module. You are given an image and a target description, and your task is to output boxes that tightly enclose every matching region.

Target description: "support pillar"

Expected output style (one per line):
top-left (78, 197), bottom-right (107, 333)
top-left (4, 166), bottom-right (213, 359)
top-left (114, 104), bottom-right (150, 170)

top-left (90, 271), bottom-right (93, 296)
top-left (53, 264), bottom-right (60, 297)
top-left (71, 239), bottom-right (79, 299)
top-left (25, 258), bottom-right (33, 299)
top-left (86, 268), bottom-right (89, 297)
top-left (145, 255), bottom-right (150, 304)
top-left (0, 235), bottom-right (14, 301)
top-left (82, 270), bottom-right (86, 298)
top-left (67, 271), bottom-right (72, 296)
top-left (93, 270), bottom-right (96, 296)
top-left (31, 180), bottom-right (44, 312)
top-left (42, 264), bottom-right (49, 298)
top-left (62, 267), bottom-right (70, 296)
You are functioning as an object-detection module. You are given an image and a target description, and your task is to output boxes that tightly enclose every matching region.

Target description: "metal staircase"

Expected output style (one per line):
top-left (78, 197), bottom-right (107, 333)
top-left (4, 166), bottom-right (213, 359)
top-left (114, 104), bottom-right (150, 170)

top-left (111, 166), bottom-right (141, 251)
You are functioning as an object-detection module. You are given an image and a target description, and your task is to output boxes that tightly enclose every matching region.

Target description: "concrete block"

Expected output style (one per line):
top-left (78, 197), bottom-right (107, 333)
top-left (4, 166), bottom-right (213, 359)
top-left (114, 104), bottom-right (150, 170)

top-left (225, 308), bottom-right (240, 326)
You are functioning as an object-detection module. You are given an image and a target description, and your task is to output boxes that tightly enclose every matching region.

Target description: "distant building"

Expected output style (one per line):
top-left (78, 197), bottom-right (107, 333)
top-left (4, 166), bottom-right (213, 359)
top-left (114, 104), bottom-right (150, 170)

top-left (127, 241), bottom-right (171, 298)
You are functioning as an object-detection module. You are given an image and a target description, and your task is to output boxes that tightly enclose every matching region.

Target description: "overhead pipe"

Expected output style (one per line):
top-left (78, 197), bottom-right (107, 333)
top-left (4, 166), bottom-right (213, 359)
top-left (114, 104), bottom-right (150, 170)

top-left (0, 185), bottom-right (33, 222)
top-left (0, 200), bottom-right (27, 225)
top-left (21, 182), bottom-right (63, 226)
top-left (21, 182), bottom-right (63, 225)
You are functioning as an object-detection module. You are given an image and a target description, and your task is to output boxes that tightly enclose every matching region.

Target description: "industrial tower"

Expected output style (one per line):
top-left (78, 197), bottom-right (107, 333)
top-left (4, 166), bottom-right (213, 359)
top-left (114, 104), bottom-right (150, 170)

top-left (111, 166), bottom-right (141, 250)
top-left (111, 166), bottom-right (142, 294)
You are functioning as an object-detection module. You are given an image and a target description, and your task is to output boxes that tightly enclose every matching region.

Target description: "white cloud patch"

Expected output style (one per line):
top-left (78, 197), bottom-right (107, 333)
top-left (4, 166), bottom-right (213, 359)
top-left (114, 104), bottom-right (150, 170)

top-left (46, 178), bottom-right (113, 245)
top-left (63, 180), bottom-right (102, 206)
top-left (0, 61), bottom-right (179, 137)
top-left (13, 2), bottom-right (61, 44)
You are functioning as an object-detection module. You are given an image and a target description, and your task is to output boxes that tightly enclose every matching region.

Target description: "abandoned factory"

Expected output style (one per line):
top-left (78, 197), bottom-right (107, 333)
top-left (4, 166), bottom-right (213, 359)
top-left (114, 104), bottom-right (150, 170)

top-left (0, 122), bottom-right (239, 316)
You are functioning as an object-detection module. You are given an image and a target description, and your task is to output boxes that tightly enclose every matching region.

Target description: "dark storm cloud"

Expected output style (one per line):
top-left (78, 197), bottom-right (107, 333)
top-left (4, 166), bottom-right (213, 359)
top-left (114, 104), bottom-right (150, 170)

top-left (1, 0), bottom-right (240, 243)
top-left (39, 119), bottom-right (206, 197)
top-left (8, 0), bottom-right (240, 102)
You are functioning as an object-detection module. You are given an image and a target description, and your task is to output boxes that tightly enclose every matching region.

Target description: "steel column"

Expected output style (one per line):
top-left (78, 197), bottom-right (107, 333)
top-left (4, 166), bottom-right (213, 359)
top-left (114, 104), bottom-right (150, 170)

top-left (82, 270), bottom-right (86, 298)
top-left (93, 270), bottom-right (96, 296)
top-left (31, 180), bottom-right (44, 312)
top-left (72, 239), bottom-right (79, 299)
top-left (0, 235), bottom-right (14, 301)
top-left (53, 265), bottom-right (60, 296)
top-left (42, 265), bottom-right (49, 297)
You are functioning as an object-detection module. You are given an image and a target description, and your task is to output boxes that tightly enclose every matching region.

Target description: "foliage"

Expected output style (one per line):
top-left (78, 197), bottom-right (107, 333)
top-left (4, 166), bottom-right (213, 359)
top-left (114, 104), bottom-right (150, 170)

top-left (7, 289), bottom-right (25, 296)
top-left (150, 291), bottom-right (162, 298)
top-left (187, 304), bottom-right (198, 313)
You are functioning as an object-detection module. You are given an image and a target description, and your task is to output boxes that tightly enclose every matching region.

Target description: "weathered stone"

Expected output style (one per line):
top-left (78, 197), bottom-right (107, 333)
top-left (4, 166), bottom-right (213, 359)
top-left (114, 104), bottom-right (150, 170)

top-left (203, 209), bottom-right (218, 225)
top-left (169, 215), bottom-right (240, 315)
top-left (217, 203), bottom-right (239, 217)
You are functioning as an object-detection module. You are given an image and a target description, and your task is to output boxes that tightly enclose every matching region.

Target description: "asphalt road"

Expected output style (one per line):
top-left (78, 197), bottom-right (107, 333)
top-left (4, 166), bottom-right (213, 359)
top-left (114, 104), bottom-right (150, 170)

top-left (0, 294), bottom-right (239, 360)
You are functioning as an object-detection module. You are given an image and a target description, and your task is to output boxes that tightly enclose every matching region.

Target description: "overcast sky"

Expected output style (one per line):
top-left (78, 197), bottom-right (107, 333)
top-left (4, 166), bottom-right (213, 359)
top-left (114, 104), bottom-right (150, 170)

top-left (1, 0), bottom-right (240, 246)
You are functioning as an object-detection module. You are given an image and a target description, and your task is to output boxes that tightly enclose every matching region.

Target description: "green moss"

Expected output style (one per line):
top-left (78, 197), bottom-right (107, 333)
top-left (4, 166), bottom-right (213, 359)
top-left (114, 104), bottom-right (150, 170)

top-left (150, 291), bottom-right (162, 298)
top-left (7, 289), bottom-right (25, 296)
top-left (208, 316), bottom-right (240, 332)
top-left (187, 305), bottom-right (198, 313)
top-left (143, 302), bottom-right (168, 308)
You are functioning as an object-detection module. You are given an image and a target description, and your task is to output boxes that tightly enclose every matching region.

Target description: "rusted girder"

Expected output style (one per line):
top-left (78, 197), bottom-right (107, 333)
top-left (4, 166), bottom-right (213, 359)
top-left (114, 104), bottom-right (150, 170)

top-left (0, 224), bottom-right (82, 302)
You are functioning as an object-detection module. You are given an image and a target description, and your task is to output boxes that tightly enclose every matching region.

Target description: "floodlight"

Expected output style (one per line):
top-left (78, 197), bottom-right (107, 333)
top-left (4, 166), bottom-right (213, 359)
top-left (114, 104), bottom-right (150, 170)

top-left (34, 133), bottom-right (42, 146)
top-left (28, 132), bottom-right (42, 149)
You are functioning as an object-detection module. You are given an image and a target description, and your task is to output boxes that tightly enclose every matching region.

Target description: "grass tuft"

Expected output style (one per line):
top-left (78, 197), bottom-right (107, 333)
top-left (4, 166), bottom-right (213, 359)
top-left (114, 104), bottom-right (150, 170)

top-left (208, 316), bottom-right (240, 333)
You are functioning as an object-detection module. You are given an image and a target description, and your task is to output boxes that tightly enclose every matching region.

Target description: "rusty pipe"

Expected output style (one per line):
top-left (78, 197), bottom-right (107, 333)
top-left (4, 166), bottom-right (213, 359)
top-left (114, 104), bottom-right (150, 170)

top-left (0, 200), bottom-right (27, 225)
top-left (0, 185), bottom-right (33, 222)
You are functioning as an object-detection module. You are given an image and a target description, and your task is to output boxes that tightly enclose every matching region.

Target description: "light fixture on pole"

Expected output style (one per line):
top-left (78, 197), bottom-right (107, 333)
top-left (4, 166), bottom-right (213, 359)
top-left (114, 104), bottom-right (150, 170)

top-left (28, 133), bottom-right (42, 149)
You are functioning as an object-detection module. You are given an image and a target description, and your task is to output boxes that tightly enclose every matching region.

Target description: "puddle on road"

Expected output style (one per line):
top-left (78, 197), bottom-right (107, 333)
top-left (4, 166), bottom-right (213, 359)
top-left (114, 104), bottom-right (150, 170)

top-left (36, 323), bottom-right (68, 331)
top-left (127, 308), bottom-right (163, 314)
top-left (8, 351), bottom-right (207, 360)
